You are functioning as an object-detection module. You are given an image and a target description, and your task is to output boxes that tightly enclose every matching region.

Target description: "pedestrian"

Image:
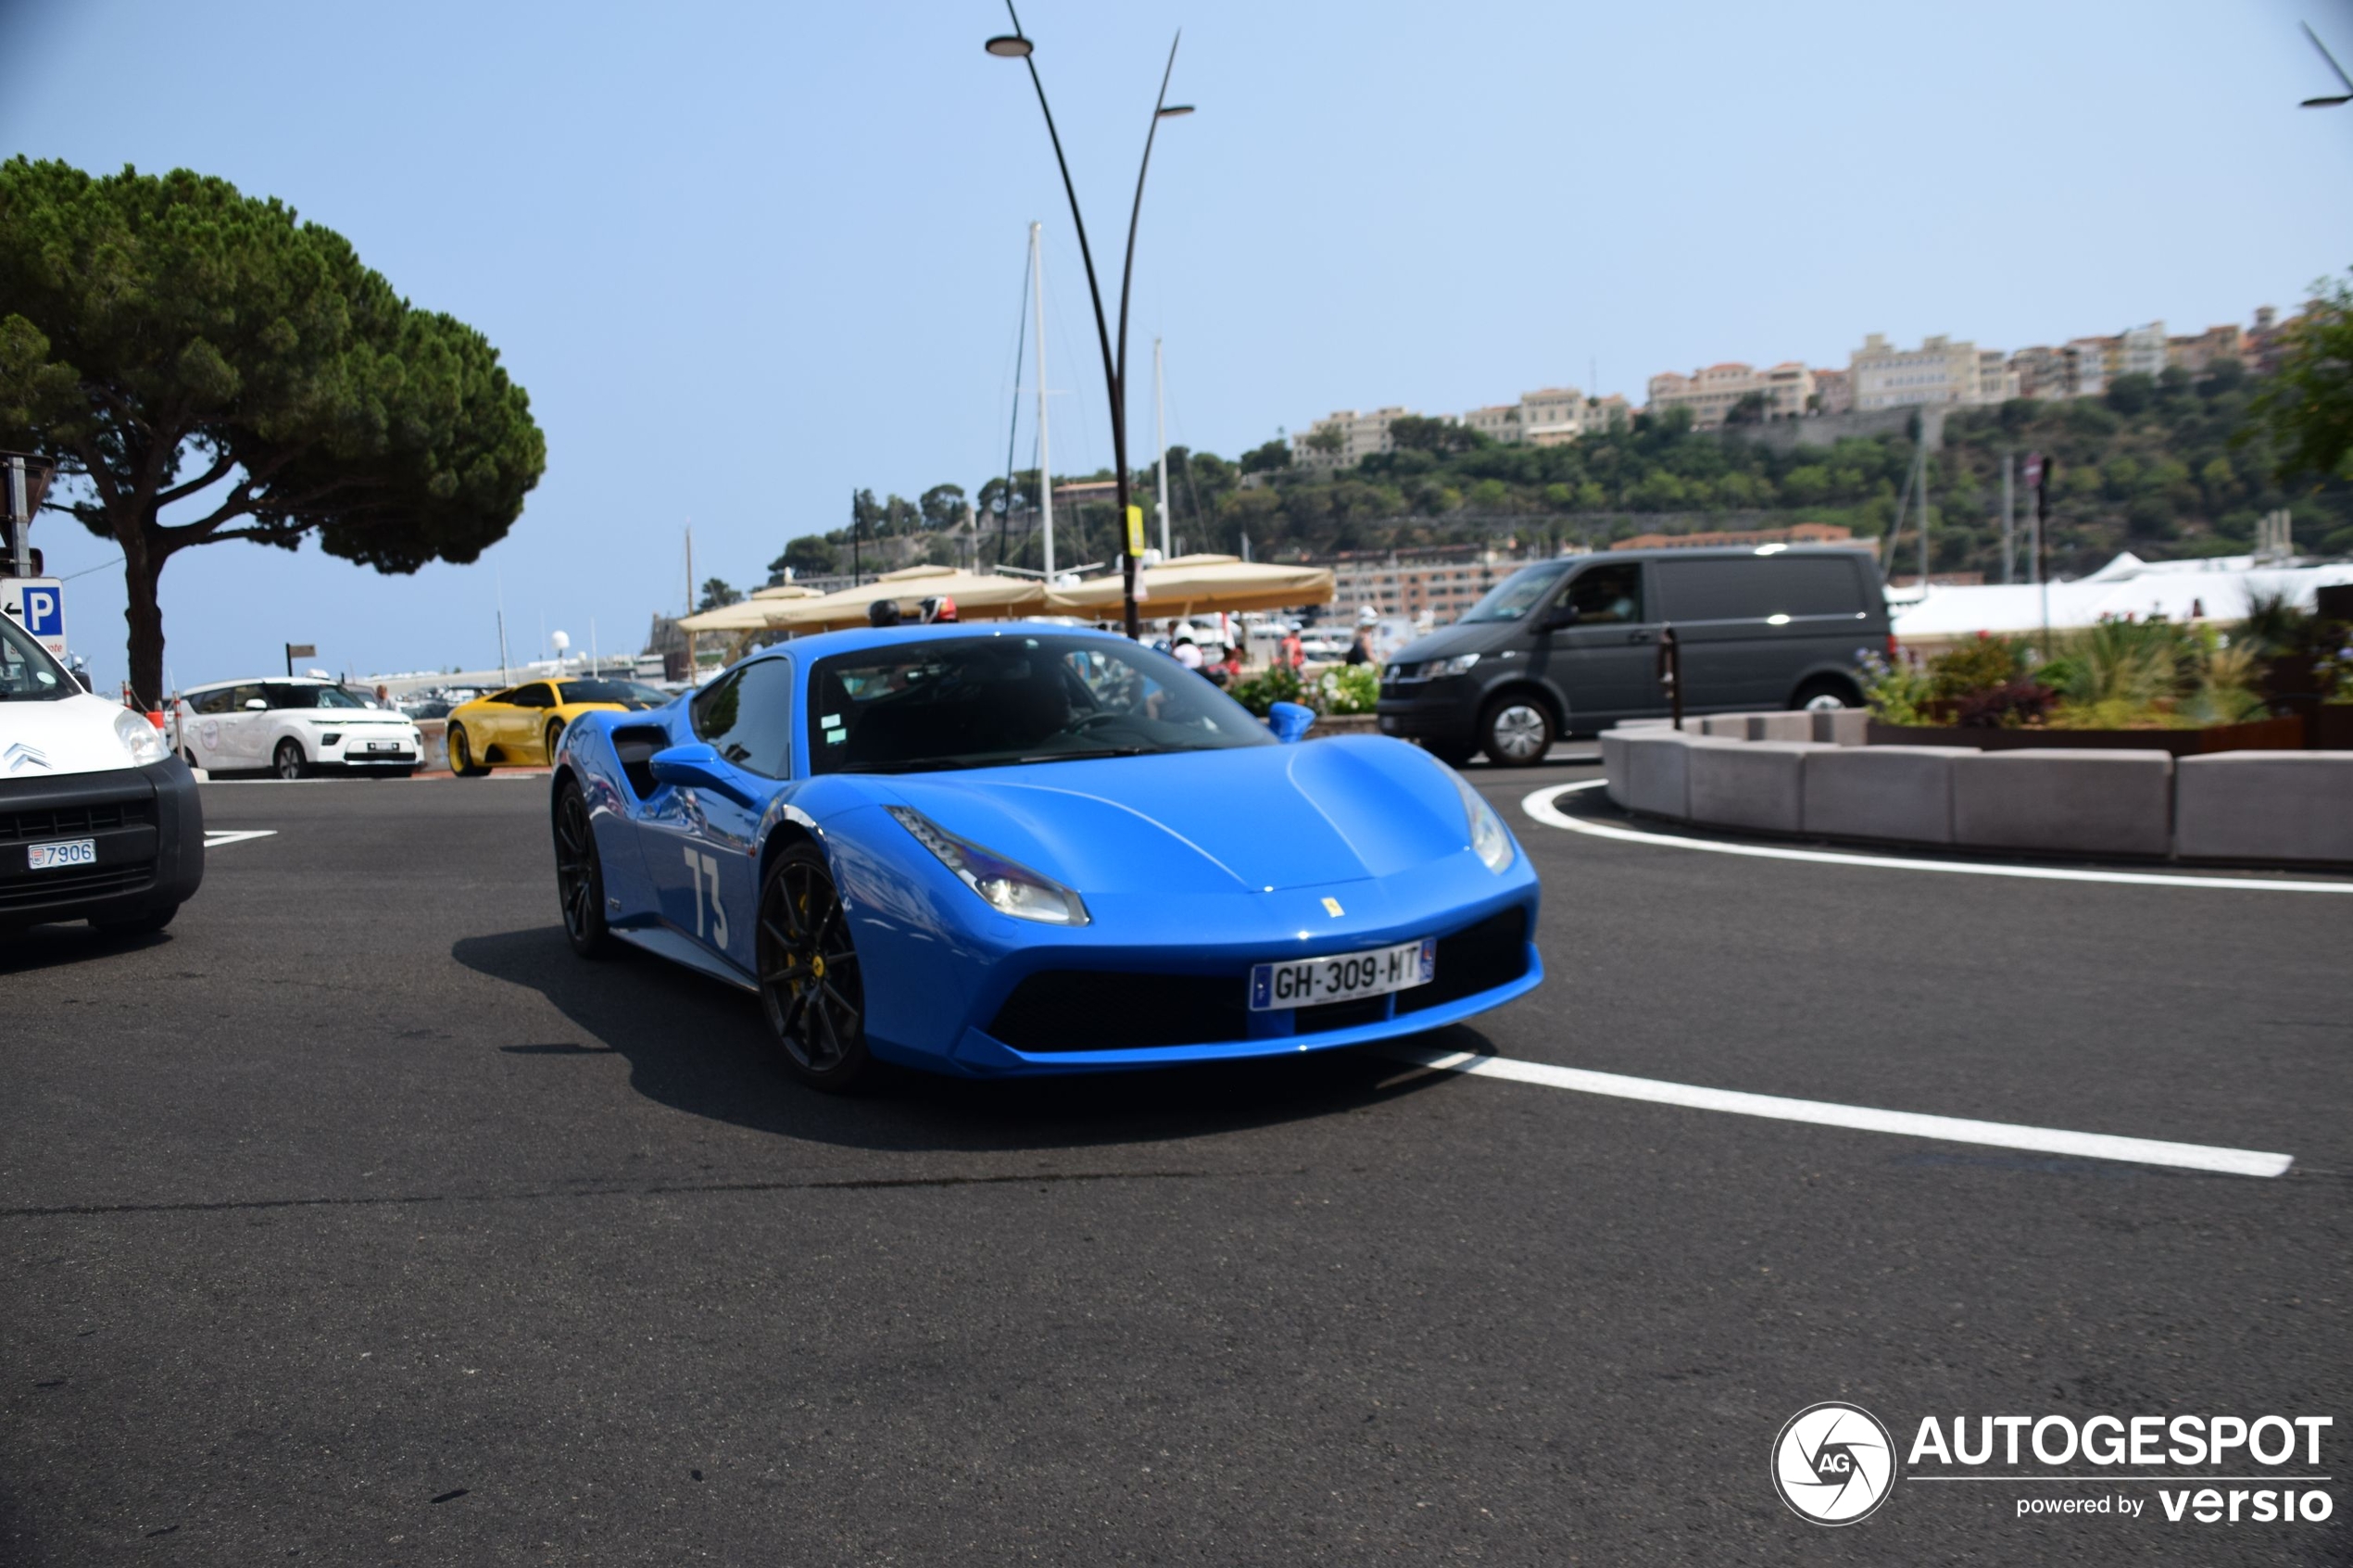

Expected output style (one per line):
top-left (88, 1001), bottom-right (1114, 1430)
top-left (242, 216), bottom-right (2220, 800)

top-left (1344, 629), bottom-right (1370, 666)
top-left (1279, 627), bottom-right (1304, 671)
top-left (1219, 643), bottom-right (1244, 686)
top-left (373, 684), bottom-right (394, 709)
top-left (1172, 634), bottom-right (1202, 671)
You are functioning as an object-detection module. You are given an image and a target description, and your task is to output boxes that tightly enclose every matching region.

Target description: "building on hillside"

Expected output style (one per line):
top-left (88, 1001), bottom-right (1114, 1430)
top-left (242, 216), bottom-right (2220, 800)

top-left (1851, 334), bottom-right (2010, 409)
top-left (1530, 393), bottom-right (1631, 444)
top-left (1462, 404), bottom-right (1522, 445)
top-left (1758, 362), bottom-right (1816, 420)
top-left (2008, 345), bottom-right (2063, 399)
top-left (1976, 349), bottom-right (2020, 403)
top-left (1324, 546), bottom-right (1534, 621)
top-left (1609, 521), bottom-right (1856, 552)
top-left (1647, 362), bottom-right (1785, 428)
top-left (2247, 306), bottom-right (2289, 377)
top-left (1809, 367), bottom-right (1852, 415)
top-left (1519, 386), bottom-right (1588, 441)
top-left (2064, 338), bottom-right (2112, 397)
top-left (1292, 408), bottom-right (1416, 470)
top-left (2167, 324), bottom-right (2243, 375)
top-left (2118, 322), bottom-right (2169, 381)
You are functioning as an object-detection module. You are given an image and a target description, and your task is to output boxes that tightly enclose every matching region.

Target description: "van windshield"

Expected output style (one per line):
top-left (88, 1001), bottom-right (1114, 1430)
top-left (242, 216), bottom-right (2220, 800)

top-left (1458, 561), bottom-right (1571, 623)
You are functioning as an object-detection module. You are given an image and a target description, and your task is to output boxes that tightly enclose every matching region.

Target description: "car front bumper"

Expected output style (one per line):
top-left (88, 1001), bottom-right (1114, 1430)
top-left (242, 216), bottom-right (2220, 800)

top-left (830, 823), bottom-right (1542, 1077)
top-left (0, 759), bottom-right (205, 930)
top-left (1374, 679), bottom-right (1483, 747)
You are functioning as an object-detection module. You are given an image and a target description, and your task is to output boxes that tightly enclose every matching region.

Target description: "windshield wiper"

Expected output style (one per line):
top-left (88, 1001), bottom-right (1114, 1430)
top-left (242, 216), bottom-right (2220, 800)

top-left (1013, 746), bottom-right (1154, 764)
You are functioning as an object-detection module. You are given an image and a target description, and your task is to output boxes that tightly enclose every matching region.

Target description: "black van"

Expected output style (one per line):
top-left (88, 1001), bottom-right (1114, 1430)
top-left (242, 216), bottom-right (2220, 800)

top-left (1375, 545), bottom-right (1890, 765)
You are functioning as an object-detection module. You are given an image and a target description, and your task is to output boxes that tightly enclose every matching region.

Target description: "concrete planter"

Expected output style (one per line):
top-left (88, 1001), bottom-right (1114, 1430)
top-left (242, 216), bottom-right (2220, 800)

top-left (1310, 712), bottom-right (1380, 736)
top-left (1867, 715), bottom-right (2306, 757)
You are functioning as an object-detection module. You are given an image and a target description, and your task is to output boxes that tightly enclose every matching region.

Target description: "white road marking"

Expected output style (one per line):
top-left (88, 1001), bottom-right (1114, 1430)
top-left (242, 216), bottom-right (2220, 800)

top-left (201, 830), bottom-right (277, 849)
top-left (1521, 780), bottom-right (2353, 894)
top-left (1378, 1045), bottom-right (2295, 1178)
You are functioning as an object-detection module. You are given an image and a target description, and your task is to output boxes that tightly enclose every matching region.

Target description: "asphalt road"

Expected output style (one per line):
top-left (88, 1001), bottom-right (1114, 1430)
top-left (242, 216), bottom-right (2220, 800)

top-left (3, 760), bottom-right (2347, 1565)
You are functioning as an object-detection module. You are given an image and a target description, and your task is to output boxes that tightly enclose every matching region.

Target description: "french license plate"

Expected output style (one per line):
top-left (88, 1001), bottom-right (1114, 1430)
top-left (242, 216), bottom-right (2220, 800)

top-left (1250, 937), bottom-right (1433, 1011)
top-left (27, 837), bottom-right (96, 872)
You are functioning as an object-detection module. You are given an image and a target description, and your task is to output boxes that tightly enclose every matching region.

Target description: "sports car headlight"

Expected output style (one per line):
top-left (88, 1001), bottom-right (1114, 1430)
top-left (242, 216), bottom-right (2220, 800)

top-left (1447, 767), bottom-right (1515, 873)
top-left (887, 806), bottom-right (1090, 926)
top-left (1431, 653), bottom-right (1481, 678)
top-left (114, 708), bottom-right (170, 766)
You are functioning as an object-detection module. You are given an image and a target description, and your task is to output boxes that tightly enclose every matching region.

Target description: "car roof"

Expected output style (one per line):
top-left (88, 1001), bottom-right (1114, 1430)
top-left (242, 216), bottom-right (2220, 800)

top-left (182, 675), bottom-right (341, 692)
top-left (1566, 545), bottom-right (1879, 565)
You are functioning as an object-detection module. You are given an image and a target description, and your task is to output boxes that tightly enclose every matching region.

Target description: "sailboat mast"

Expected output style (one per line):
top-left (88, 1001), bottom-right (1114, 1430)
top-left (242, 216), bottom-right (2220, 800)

top-left (1153, 337), bottom-right (1170, 559)
top-left (1031, 221), bottom-right (1055, 583)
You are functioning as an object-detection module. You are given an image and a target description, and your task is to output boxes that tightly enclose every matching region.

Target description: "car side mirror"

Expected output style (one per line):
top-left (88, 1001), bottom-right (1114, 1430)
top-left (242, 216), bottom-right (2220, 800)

top-left (1541, 604), bottom-right (1581, 632)
top-left (648, 742), bottom-right (757, 805)
top-left (1266, 701), bottom-right (1316, 744)
top-left (244, 697), bottom-right (268, 710)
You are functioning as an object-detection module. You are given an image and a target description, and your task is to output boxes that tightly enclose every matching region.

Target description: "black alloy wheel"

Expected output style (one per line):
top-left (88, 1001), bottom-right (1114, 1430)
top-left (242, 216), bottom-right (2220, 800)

top-left (273, 739), bottom-right (307, 781)
top-left (553, 780), bottom-right (610, 958)
top-left (756, 842), bottom-right (873, 1092)
top-left (448, 724), bottom-right (489, 776)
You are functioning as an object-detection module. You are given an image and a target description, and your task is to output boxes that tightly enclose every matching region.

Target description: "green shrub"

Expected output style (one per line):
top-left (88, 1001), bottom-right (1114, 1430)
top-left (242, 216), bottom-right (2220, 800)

top-left (1230, 664), bottom-right (1302, 717)
top-left (1315, 664), bottom-right (1380, 716)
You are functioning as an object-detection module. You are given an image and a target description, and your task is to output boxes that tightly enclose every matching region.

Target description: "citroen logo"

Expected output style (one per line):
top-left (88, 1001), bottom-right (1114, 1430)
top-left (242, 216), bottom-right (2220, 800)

top-left (3, 742), bottom-right (50, 774)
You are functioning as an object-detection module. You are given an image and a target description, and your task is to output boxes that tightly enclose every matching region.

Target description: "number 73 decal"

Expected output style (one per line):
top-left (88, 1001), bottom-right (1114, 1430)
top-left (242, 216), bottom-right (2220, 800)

top-left (683, 847), bottom-right (729, 945)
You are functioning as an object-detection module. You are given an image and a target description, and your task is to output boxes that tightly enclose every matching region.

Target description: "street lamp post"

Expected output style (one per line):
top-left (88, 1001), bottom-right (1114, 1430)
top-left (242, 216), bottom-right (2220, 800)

top-left (986, 6), bottom-right (1191, 641)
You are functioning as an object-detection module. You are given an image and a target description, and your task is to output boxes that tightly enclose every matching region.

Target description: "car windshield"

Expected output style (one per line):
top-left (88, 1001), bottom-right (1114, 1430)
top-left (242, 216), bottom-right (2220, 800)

top-left (1457, 560), bottom-right (1573, 623)
top-left (808, 633), bottom-right (1277, 775)
top-left (263, 684), bottom-right (372, 709)
top-left (0, 616), bottom-right (71, 702)
top-left (557, 680), bottom-right (672, 709)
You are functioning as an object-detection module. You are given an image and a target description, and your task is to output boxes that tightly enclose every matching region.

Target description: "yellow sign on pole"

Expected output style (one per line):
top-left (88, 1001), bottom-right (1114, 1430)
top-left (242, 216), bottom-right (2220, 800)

top-left (1125, 504), bottom-right (1145, 556)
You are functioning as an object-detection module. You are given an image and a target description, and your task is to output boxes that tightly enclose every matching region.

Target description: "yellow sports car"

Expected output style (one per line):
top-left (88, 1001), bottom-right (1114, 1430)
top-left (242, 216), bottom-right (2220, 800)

top-left (444, 677), bottom-right (673, 775)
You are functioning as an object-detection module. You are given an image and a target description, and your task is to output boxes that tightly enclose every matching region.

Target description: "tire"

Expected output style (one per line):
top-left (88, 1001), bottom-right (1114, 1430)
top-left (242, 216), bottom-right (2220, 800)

top-left (1479, 694), bottom-right (1555, 767)
top-left (755, 842), bottom-right (874, 1092)
top-left (448, 724), bottom-right (490, 777)
top-left (272, 739), bottom-right (307, 781)
top-left (544, 717), bottom-right (567, 763)
top-left (1791, 675), bottom-right (1862, 712)
top-left (181, 747), bottom-right (200, 768)
top-left (553, 779), bottom-right (611, 958)
top-left (90, 902), bottom-right (178, 936)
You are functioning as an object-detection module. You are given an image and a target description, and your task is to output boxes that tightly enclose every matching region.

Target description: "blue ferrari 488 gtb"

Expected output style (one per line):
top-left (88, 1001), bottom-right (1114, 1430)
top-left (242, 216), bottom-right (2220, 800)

top-left (550, 626), bottom-right (1541, 1089)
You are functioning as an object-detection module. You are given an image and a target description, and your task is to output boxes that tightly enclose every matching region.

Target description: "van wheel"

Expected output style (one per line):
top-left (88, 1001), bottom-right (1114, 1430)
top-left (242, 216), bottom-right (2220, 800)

top-left (1479, 696), bottom-right (1554, 766)
top-left (1792, 676), bottom-right (1862, 711)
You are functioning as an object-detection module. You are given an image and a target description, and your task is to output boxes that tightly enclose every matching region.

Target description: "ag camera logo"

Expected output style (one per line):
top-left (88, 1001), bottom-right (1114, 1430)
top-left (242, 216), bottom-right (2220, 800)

top-left (1774, 1402), bottom-right (1896, 1524)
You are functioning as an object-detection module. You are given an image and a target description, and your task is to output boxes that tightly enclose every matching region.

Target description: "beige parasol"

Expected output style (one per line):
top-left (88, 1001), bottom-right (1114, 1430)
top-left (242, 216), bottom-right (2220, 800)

top-left (1043, 555), bottom-right (1334, 620)
top-left (754, 564), bottom-right (1049, 633)
top-left (673, 585), bottom-right (821, 634)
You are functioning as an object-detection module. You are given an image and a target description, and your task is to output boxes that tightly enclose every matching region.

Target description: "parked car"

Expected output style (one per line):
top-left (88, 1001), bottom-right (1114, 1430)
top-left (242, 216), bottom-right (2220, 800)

top-left (173, 677), bottom-right (424, 779)
top-left (1376, 546), bottom-right (1890, 764)
top-left (1, 613), bottom-right (204, 935)
top-left (548, 626), bottom-right (1541, 1092)
top-left (445, 678), bottom-right (674, 775)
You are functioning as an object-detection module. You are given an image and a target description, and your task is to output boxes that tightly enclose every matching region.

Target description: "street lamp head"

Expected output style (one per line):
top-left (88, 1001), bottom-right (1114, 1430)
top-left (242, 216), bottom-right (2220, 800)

top-left (1157, 105), bottom-right (1195, 118)
top-left (985, 33), bottom-right (1034, 58)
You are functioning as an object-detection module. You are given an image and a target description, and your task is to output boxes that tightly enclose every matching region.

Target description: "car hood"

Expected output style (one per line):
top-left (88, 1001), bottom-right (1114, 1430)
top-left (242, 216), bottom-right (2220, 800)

top-left (869, 738), bottom-right (1476, 895)
top-left (1390, 620), bottom-right (1508, 666)
top-left (1, 693), bottom-right (142, 777)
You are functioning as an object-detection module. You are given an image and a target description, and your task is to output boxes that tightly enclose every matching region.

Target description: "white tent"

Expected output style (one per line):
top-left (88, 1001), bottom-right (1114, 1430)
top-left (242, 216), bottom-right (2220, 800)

top-left (1891, 554), bottom-right (2353, 647)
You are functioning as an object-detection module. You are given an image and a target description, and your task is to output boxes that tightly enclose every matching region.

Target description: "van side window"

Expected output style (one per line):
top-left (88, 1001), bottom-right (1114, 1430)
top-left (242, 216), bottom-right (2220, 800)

top-left (1562, 563), bottom-right (1643, 624)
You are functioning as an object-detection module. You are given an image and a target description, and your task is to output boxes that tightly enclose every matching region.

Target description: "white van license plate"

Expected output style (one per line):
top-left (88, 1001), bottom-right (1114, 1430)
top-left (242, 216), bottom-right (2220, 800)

top-left (28, 838), bottom-right (97, 872)
top-left (1250, 938), bottom-right (1433, 1011)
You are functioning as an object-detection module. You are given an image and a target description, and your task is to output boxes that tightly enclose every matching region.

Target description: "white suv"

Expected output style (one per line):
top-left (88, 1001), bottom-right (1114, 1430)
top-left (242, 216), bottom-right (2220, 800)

top-left (173, 678), bottom-right (423, 780)
top-left (1, 612), bottom-right (205, 935)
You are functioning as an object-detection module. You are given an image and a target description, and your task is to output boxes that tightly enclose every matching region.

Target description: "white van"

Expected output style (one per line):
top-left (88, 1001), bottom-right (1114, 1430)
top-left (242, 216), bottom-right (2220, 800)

top-left (0, 614), bottom-right (205, 935)
top-left (173, 677), bottom-right (422, 779)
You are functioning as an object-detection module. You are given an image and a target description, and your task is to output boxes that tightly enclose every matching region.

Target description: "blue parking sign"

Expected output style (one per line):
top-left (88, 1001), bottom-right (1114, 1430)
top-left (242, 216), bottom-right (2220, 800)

top-left (22, 583), bottom-right (61, 637)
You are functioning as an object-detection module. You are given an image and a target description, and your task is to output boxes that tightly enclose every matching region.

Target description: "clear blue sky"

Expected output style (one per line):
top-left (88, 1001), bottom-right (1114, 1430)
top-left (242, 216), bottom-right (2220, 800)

top-left (5, 0), bottom-right (2349, 693)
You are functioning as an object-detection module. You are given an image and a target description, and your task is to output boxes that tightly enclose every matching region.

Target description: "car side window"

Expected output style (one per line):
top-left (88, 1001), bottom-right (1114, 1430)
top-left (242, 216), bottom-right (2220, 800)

top-left (229, 683), bottom-right (266, 710)
top-left (193, 688), bottom-right (235, 715)
top-left (692, 659), bottom-right (794, 777)
top-left (512, 684), bottom-right (556, 709)
top-left (1562, 563), bottom-right (1643, 624)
